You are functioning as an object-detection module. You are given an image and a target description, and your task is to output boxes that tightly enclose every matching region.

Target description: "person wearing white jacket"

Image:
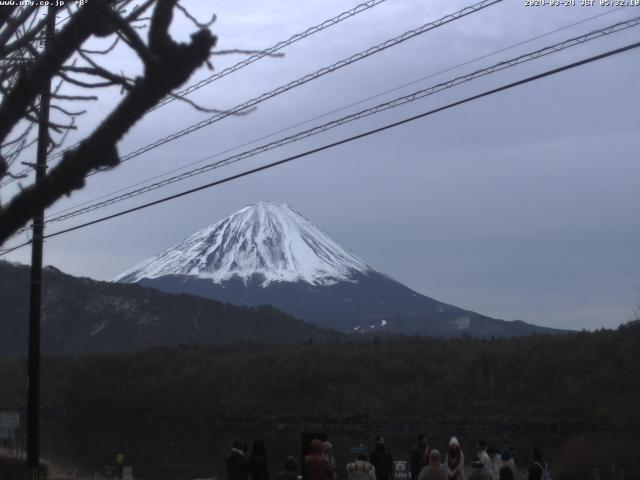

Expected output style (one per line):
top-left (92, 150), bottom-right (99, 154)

top-left (347, 454), bottom-right (377, 480)
top-left (445, 437), bottom-right (465, 480)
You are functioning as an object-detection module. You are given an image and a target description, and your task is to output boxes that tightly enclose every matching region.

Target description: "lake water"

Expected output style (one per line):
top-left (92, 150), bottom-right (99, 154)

top-left (33, 419), bottom-right (567, 480)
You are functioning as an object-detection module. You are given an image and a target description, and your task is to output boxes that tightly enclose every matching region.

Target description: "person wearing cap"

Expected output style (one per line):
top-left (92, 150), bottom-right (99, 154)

top-left (467, 456), bottom-right (490, 480)
top-left (444, 437), bottom-right (464, 480)
top-left (417, 449), bottom-right (447, 480)
top-left (499, 447), bottom-right (516, 478)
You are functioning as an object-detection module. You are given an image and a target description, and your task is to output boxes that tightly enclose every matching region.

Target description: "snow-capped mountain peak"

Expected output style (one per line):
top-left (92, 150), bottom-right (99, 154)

top-left (114, 201), bottom-right (374, 286)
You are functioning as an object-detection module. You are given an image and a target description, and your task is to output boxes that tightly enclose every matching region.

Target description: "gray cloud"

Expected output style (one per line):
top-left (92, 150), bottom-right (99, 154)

top-left (3, 0), bottom-right (639, 330)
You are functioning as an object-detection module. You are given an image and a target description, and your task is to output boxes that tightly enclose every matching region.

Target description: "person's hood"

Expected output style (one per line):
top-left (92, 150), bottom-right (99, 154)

top-left (449, 437), bottom-right (459, 448)
top-left (230, 448), bottom-right (245, 455)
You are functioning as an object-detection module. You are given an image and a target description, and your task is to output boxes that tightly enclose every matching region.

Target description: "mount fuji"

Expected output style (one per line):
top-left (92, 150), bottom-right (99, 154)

top-left (115, 201), bottom-right (561, 337)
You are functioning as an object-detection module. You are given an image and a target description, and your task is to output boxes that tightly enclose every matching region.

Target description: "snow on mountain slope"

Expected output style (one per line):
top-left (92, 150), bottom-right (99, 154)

top-left (114, 201), bottom-right (375, 286)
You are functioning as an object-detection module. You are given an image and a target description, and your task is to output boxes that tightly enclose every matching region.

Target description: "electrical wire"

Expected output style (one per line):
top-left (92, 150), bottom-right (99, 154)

top-left (38, 15), bottom-right (640, 226)
top-left (23, 0), bottom-right (501, 183)
top-left (84, 0), bottom-right (502, 177)
top-left (2, 39), bottom-right (638, 256)
top-left (0, 0), bottom-right (392, 187)
top-left (39, 6), bottom-right (628, 221)
top-left (150, 0), bottom-right (392, 111)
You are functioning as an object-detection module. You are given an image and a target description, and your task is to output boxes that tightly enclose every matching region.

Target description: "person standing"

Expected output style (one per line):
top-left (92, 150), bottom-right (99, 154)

top-left (476, 441), bottom-right (490, 476)
top-left (370, 436), bottom-right (393, 480)
top-left (305, 439), bottom-right (335, 480)
top-left (487, 446), bottom-right (500, 480)
top-left (228, 440), bottom-right (251, 480)
top-left (527, 447), bottom-right (549, 480)
top-left (499, 447), bottom-right (516, 478)
top-left (347, 453), bottom-right (377, 480)
top-left (249, 440), bottom-right (270, 480)
top-left (445, 437), bottom-right (464, 480)
top-left (323, 441), bottom-right (337, 479)
top-left (410, 434), bottom-right (429, 480)
top-left (417, 449), bottom-right (447, 480)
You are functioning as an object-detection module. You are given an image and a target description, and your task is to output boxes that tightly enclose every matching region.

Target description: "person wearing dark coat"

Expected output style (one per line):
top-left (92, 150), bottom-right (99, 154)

top-left (370, 436), bottom-right (393, 480)
top-left (527, 447), bottom-right (548, 480)
top-left (275, 456), bottom-right (299, 480)
top-left (410, 434), bottom-right (429, 480)
top-left (228, 440), bottom-right (251, 480)
top-left (305, 439), bottom-right (334, 480)
top-left (249, 440), bottom-right (270, 480)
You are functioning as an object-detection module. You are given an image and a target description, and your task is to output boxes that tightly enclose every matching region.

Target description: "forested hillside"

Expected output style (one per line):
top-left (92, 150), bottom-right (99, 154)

top-left (1, 321), bottom-right (638, 425)
top-left (0, 261), bottom-right (342, 354)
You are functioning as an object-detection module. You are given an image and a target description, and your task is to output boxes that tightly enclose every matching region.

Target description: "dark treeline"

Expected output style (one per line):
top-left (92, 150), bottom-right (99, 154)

top-left (1, 322), bottom-right (640, 477)
top-left (0, 322), bottom-right (638, 425)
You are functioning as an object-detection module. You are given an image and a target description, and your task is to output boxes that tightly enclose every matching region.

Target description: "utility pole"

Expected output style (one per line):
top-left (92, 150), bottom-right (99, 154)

top-left (26, 7), bottom-right (55, 480)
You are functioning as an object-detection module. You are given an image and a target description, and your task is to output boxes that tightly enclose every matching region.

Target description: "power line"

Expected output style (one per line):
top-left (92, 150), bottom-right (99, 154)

top-left (150, 0), bottom-right (391, 111)
top-left (86, 0), bottom-right (503, 177)
top-left (1, 0), bottom-right (392, 187)
top-left (2, 39), bottom-right (638, 256)
top-left (37, 15), bottom-right (640, 226)
top-left (40, 6), bottom-right (628, 222)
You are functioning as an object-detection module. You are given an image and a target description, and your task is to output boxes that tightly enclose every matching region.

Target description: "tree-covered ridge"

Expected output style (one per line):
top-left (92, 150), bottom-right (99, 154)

top-left (0, 261), bottom-right (343, 355)
top-left (0, 321), bottom-right (638, 425)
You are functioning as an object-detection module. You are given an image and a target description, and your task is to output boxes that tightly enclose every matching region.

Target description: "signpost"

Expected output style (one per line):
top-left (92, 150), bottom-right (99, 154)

top-left (393, 461), bottom-right (410, 480)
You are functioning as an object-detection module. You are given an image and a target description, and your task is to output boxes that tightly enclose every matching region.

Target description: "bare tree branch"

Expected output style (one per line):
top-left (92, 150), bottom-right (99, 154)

top-left (0, 6), bottom-right (38, 53)
top-left (176, 2), bottom-right (216, 29)
top-left (79, 36), bottom-right (120, 55)
top-left (0, 1), bottom-right (117, 145)
top-left (0, 0), bottom-right (216, 244)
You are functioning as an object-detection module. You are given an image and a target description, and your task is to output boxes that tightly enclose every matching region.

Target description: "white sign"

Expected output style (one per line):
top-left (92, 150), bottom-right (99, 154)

top-left (393, 461), bottom-right (410, 480)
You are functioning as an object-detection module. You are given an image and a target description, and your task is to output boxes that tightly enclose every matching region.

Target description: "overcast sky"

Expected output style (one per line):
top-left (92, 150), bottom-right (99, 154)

top-left (2, 0), bottom-right (640, 330)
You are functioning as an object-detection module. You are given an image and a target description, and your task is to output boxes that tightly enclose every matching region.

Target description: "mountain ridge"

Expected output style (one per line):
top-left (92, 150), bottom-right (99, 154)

top-left (0, 260), bottom-right (343, 356)
top-left (116, 202), bottom-right (567, 337)
top-left (115, 201), bottom-right (375, 287)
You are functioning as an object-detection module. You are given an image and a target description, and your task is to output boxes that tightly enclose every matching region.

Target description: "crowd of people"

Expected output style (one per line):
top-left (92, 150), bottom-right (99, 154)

top-left (225, 435), bottom-right (551, 480)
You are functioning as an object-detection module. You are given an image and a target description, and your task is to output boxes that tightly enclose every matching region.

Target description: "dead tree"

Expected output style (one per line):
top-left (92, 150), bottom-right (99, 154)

top-left (0, 0), bottom-right (217, 245)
